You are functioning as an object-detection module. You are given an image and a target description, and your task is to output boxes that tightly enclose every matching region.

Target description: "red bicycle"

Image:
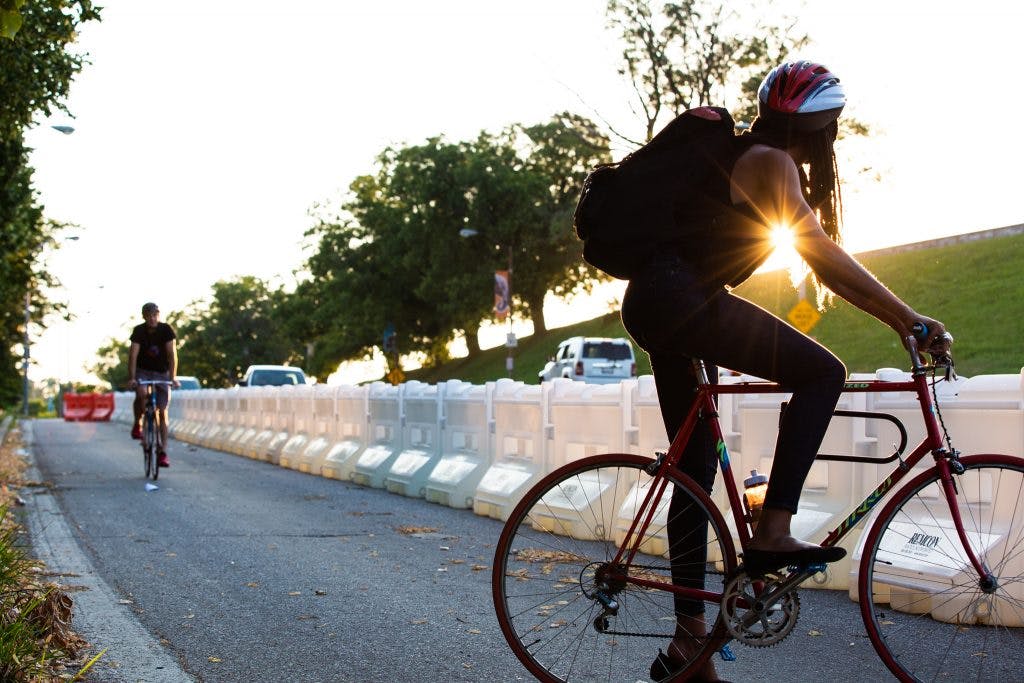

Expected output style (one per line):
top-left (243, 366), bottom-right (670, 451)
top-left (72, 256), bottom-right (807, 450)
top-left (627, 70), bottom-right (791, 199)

top-left (492, 334), bottom-right (1024, 681)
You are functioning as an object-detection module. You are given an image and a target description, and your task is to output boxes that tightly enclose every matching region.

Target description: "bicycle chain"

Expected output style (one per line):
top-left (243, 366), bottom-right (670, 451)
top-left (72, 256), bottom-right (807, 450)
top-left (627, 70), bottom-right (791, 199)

top-left (588, 562), bottom-right (727, 640)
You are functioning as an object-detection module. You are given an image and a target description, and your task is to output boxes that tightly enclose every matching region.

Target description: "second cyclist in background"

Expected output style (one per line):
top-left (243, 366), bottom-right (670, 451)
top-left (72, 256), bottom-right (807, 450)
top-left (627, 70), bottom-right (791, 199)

top-left (128, 302), bottom-right (180, 467)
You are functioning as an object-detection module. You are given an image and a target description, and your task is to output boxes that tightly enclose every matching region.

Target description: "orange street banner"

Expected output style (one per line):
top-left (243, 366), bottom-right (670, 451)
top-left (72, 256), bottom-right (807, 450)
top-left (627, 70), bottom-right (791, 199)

top-left (494, 270), bottom-right (510, 320)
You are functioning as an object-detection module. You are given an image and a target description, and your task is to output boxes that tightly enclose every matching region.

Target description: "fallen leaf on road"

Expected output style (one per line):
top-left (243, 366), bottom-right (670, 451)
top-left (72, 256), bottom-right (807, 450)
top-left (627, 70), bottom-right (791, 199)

top-left (246, 582), bottom-right (260, 589)
top-left (411, 619), bottom-right (428, 625)
top-left (208, 657), bottom-right (222, 663)
top-left (467, 628), bottom-right (481, 634)
top-left (315, 589), bottom-right (327, 596)
top-left (288, 591), bottom-right (301, 596)
top-left (396, 525), bottom-right (438, 535)
top-left (808, 630), bottom-right (822, 637)
top-left (471, 564), bottom-right (488, 571)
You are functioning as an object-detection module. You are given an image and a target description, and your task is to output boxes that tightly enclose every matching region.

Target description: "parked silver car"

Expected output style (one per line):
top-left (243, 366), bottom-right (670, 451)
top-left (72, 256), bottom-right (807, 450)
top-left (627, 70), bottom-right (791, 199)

top-left (538, 336), bottom-right (637, 384)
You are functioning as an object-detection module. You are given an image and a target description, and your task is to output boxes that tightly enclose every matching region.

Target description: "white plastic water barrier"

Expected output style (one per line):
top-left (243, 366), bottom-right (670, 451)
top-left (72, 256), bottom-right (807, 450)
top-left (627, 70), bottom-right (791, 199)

top-left (351, 382), bottom-right (403, 488)
top-left (295, 384), bottom-right (341, 475)
top-left (320, 384), bottom-right (369, 481)
top-left (425, 380), bottom-right (494, 510)
top-left (226, 387), bottom-right (262, 456)
top-left (528, 379), bottom-right (633, 540)
top-left (385, 381), bottom-right (444, 498)
top-left (473, 379), bottom-right (550, 521)
top-left (279, 385), bottom-right (316, 470)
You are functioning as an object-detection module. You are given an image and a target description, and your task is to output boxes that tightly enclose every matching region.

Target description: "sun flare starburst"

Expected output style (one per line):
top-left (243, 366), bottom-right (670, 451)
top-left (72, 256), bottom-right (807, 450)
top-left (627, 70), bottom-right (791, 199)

top-left (766, 223), bottom-right (807, 287)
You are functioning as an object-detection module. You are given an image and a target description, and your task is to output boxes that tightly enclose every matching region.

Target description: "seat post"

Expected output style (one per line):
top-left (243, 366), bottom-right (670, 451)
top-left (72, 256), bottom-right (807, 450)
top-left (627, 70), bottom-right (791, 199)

top-left (692, 359), bottom-right (711, 386)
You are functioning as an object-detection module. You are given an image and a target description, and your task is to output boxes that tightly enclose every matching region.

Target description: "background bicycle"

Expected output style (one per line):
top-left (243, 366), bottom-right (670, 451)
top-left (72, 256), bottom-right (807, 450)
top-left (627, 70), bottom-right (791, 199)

top-left (137, 379), bottom-right (172, 480)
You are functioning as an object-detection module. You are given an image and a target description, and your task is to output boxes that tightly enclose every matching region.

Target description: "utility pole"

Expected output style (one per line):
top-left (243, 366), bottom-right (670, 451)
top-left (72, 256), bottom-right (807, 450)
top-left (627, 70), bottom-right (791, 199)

top-left (22, 292), bottom-right (30, 416)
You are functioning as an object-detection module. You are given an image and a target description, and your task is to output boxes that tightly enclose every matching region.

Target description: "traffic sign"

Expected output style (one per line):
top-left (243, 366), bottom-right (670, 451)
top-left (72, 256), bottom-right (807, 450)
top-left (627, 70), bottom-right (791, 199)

top-left (787, 298), bottom-right (821, 334)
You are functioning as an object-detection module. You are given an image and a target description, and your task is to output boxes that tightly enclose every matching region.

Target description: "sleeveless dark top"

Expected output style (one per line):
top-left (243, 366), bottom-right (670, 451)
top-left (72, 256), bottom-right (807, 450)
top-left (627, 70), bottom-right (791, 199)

top-left (672, 136), bottom-right (774, 289)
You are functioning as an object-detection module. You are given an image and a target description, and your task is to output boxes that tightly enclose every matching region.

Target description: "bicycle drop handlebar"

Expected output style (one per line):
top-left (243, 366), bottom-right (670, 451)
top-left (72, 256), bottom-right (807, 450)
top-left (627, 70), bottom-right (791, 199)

top-left (907, 321), bottom-right (955, 376)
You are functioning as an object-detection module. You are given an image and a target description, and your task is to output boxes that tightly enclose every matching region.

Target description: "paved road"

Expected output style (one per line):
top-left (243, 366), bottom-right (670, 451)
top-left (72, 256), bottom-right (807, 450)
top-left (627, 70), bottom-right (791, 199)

top-left (23, 419), bottom-right (895, 682)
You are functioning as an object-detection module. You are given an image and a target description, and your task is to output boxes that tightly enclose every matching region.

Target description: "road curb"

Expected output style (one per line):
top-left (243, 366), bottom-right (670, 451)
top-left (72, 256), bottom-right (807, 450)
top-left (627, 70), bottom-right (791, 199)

top-left (19, 420), bottom-right (195, 682)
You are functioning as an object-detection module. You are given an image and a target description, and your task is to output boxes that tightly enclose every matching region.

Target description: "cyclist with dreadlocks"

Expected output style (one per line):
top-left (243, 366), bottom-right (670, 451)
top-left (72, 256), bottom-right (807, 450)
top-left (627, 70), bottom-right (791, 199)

top-left (619, 61), bottom-right (950, 681)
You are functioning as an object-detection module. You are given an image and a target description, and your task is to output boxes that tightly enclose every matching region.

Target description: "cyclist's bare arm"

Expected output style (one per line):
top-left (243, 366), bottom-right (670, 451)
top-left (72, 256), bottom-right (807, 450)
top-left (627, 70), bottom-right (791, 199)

top-left (736, 146), bottom-right (948, 351)
top-left (165, 339), bottom-right (180, 388)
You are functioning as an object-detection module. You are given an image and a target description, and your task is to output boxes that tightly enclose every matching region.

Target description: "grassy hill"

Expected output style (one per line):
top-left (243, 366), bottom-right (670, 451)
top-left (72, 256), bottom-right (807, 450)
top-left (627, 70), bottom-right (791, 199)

top-left (406, 232), bottom-right (1024, 385)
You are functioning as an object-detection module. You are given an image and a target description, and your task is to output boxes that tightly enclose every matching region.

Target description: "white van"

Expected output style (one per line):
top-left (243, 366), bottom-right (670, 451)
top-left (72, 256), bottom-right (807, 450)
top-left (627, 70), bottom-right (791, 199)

top-left (538, 337), bottom-right (637, 384)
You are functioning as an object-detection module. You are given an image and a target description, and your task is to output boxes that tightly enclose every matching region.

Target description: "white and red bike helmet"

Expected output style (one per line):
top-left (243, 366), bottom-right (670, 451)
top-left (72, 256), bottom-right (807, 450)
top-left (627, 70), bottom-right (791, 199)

top-left (757, 61), bottom-right (846, 132)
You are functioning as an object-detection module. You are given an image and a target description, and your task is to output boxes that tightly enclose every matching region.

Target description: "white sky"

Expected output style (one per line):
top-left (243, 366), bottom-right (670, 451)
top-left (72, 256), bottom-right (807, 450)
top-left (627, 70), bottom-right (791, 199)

top-left (24, 0), bottom-right (1024, 386)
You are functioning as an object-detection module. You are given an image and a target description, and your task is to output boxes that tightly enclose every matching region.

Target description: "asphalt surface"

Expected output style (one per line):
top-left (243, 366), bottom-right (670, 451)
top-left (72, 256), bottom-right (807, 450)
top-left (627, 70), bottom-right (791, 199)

top-left (21, 419), bottom-right (897, 682)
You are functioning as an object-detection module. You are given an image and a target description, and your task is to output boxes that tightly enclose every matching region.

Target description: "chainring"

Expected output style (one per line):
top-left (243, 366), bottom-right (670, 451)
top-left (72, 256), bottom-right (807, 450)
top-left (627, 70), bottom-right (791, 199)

top-left (720, 570), bottom-right (800, 647)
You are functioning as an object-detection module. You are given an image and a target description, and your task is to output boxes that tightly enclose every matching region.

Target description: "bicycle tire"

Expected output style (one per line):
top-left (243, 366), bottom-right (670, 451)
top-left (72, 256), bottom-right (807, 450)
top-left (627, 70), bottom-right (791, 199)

top-left (144, 411), bottom-right (158, 481)
top-left (859, 454), bottom-right (1024, 682)
top-left (492, 453), bottom-right (736, 682)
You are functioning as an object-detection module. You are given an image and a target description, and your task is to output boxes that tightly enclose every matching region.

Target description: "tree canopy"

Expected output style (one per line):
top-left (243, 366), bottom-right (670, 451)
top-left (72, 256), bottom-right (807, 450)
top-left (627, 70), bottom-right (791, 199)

top-left (606, 0), bottom-right (807, 143)
top-left (0, 0), bottom-right (100, 405)
top-left (298, 113), bottom-right (611, 376)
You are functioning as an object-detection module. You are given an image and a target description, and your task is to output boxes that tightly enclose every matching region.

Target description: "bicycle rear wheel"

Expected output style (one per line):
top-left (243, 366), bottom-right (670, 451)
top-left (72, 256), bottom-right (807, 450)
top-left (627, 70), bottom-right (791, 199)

top-left (492, 453), bottom-right (736, 682)
top-left (859, 454), bottom-right (1024, 682)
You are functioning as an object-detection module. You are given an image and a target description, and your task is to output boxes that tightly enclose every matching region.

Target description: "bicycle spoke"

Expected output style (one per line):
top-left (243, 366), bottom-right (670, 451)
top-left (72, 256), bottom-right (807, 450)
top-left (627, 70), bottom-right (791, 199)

top-left (862, 456), bottom-right (1024, 682)
top-left (494, 455), bottom-right (734, 682)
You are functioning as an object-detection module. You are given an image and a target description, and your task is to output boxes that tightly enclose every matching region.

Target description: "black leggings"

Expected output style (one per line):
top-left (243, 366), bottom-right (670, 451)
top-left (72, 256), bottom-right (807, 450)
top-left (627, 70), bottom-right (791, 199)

top-left (621, 256), bottom-right (846, 616)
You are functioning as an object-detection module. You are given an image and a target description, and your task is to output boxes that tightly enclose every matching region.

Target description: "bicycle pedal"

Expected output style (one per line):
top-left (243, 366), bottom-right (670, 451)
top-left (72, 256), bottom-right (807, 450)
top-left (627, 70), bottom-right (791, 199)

top-left (718, 644), bottom-right (737, 662)
top-left (788, 562), bottom-right (827, 574)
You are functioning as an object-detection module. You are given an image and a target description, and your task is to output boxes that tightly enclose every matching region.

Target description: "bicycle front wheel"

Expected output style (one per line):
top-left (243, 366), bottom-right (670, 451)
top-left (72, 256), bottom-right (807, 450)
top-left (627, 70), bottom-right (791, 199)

top-left (492, 454), bottom-right (736, 682)
top-left (144, 414), bottom-right (158, 481)
top-left (859, 454), bottom-right (1024, 682)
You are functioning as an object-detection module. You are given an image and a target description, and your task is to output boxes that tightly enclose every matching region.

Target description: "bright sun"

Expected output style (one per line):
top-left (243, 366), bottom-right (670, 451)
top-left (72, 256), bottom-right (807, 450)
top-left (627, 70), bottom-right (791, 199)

top-left (770, 223), bottom-right (795, 250)
top-left (765, 223), bottom-right (807, 286)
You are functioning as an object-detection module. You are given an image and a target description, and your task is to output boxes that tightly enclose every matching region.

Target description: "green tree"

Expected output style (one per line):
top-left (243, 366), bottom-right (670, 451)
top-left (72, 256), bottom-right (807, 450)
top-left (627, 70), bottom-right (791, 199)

top-left (92, 277), bottom-right (305, 389)
top-left (0, 0), bottom-right (100, 405)
top-left (299, 113), bottom-right (611, 376)
top-left (606, 0), bottom-right (807, 142)
top-left (90, 336), bottom-right (130, 390)
top-left (171, 277), bottom-right (305, 388)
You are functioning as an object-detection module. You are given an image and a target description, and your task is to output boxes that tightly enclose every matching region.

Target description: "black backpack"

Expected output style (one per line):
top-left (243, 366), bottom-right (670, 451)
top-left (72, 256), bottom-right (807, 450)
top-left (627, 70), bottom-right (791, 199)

top-left (573, 106), bottom-right (737, 280)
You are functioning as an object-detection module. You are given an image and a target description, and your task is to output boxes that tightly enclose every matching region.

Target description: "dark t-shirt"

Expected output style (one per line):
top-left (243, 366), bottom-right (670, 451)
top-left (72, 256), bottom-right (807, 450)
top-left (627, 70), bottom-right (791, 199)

top-left (130, 322), bottom-right (176, 372)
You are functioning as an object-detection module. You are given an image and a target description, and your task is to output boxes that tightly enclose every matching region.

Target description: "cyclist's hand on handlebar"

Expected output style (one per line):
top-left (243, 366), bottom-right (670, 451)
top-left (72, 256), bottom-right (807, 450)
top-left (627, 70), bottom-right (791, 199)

top-left (901, 315), bottom-right (950, 354)
top-left (128, 378), bottom-right (138, 390)
top-left (172, 379), bottom-right (181, 389)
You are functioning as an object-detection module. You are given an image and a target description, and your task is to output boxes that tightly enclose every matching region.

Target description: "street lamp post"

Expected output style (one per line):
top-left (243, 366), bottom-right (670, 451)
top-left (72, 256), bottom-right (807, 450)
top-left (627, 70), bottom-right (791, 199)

top-left (22, 292), bottom-right (30, 416)
top-left (460, 228), bottom-right (515, 377)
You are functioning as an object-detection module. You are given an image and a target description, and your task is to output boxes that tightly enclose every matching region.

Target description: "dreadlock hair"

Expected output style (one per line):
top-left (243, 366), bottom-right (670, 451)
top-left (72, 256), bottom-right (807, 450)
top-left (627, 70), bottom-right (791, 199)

top-left (746, 117), bottom-right (843, 245)
top-left (746, 117), bottom-right (844, 307)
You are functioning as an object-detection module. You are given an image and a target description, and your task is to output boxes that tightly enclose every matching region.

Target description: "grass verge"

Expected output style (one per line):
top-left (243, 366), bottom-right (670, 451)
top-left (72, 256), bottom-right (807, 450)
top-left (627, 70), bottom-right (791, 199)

top-left (0, 416), bottom-right (88, 681)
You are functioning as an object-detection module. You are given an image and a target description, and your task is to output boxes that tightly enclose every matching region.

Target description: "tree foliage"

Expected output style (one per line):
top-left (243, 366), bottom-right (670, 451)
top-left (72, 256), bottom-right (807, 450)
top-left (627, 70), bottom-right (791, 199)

top-left (171, 277), bottom-right (306, 388)
top-left (91, 277), bottom-right (306, 390)
top-left (298, 113), bottom-right (611, 376)
top-left (606, 0), bottom-right (807, 143)
top-left (0, 0), bottom-right (100, 405)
